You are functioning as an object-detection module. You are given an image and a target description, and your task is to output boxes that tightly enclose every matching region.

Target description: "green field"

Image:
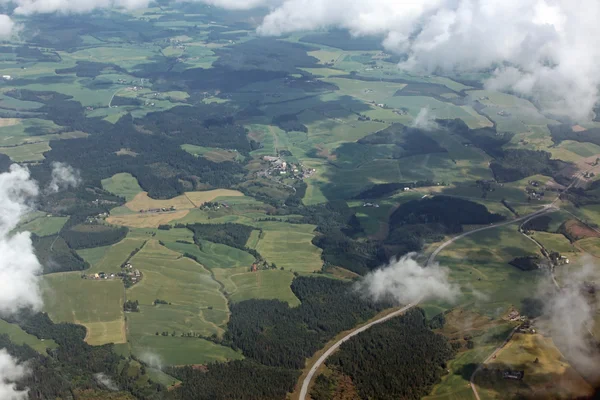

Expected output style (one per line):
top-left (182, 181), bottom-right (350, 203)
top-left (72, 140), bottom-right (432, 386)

top-left (41, 272), bottom-right (126, 345)
top-left (181, 144), bottom-right (243, 162)
top-left (102, 173), bottom-right (143, 201)
top-left (83, 237), bottom-right (147, 274)
top-left (432, 223), bottom-right (543, 317)
top-left (229, 270), bottom-right (300, 306)
top-left (0, 141), bottom-right (51, 162)
top-left (162, 240), bottom-right (255, 270)
top-left (19, 215), bottom-right (69, 237)
top-left (0, 319), bottom-right (58, 354)
top-left (248, 221), bottom-right (323, 273)
top-left (126, 240), bottom-right (237, 364)
top-left (531, 231), bottom-right (577, 254)
top-left (425, 323), bottom-right (515, 400)
top-left (577, 237), bottom-right (600, 257)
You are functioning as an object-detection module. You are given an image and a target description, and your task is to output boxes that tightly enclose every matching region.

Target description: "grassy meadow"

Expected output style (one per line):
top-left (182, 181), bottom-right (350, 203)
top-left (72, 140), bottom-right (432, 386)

top-left (41, 272), bottom-right (126, 345)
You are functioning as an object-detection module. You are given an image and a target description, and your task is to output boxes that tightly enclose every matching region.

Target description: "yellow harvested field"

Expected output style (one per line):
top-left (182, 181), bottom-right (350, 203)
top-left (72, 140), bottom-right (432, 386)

top-left (480, 333), bottom-right (593, 399)
top-left (185, 189), bottom-right (244, 206)
top-left (125, 189), bottom-right (244, 212)
top-left (108, 210), bottom-right (189, 228)
top-left (83, 320), bottom-right (126, 345)
top-left (0, 118), bottom-right (19, 127)
top-left (125, 192), bottom-right (195, 211)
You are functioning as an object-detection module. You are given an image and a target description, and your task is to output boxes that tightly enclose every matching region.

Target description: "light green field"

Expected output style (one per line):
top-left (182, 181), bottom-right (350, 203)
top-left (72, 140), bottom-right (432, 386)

top-left (425, 323), bottom-right (515, 400)
top-left (19, 215), bottom-right (68, 236)
top-left (126, 240), bottom-right (234, 363)
top-left (0, 118), bottom-right (64, 146)
top-left (248, 222), bottom-right (322, 273)
top-left (577, 238), bottom-right (600, 257)
top-left (85, 238), bottom-right (146, 274)
top-left (125, 330), bottom-right (243, 366)
top-left (77, 245), bottom-right (111, 266)
top-left (565, 204), bottom-right (600, 227)
top-left (102, 173), bottom-right (143, 201)
top-left (432, 223), bottom-right (543, 318)
top-left (0, 141), bottom-right (51, 162)
top-left (180, 144), bottom-right (242, 162)
top-left (41, 272), bottom-right (126, 345)
top-left (227, 269), bottom-right (300, 306)
top-left (0, 319), bottom-right (58, 354)
top-left (162, 240), bottom-right (255, 270)
top-left (531, 231), bottom-right (577, 254)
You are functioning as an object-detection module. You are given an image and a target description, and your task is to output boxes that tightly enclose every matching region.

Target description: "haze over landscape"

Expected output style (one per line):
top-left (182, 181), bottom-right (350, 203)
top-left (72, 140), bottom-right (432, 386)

top-left (0, 0), bottom-right (599, 399)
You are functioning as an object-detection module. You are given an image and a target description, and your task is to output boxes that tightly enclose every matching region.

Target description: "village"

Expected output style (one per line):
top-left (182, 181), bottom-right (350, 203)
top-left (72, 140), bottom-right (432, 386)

top-left (82, 262), bottom-right (142, 287)
top-left (257, 155), bottom-right (316, 181)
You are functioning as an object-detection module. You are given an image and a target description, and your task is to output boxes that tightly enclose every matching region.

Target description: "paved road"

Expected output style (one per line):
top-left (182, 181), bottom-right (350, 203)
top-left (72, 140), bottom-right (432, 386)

top-left (469, 326), bottom-right (520, 400)
top-left (298, 303), bottom-right (416, 400)
top-left (300, 166), bottom-right (595, 399)
top-left (426, 205), bottom-right (556, 267)
top-left (299, 205), bottom-right (556, 400)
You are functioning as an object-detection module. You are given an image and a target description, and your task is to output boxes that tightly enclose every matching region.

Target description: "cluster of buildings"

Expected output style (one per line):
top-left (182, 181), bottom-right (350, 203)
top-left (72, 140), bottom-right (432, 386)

top-left (86, 211), bottom-right (109, 224)
top-left (260, 156), bottom-right (315, 179)
top-left (139, 206), bottom-right (176, 214)
top-left (83, 264), bottom-right (142, 284)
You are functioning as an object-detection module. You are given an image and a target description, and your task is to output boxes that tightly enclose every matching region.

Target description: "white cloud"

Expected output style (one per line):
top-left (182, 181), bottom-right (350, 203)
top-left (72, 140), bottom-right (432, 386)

top-left (198, 0), bottom-right (600, 120)
top-left (0, 349), bottom-right (30, 400)
top-left (7, 0), bottom-right (151, 14)
top-left (0, 15), bottom-right (15, 39)
top-left (0, 164), bottom-right (43, 316)
top-left (47, 161), bottom-right (81, 194)
top-left (355, 253), bottom-right (460, 305)
top-left (139, 351), bottom-right (163, 370)
top-left (411, 107), bottom-right (438, 130)
top-left (94, 373), bottom-right (119, 391)
top-left (537, 258), bottom-right (600, 379)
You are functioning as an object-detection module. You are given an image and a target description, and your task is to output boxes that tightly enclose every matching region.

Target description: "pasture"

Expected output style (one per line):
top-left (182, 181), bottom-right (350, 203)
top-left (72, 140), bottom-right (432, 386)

top-left (531, 231), bottom-right (577, 254)
top-left (41, 272), bottom-right (126, 345)
top-left (162, 240), bottom-right (255, 270)
top-left (124, 189), bottom-right (245, 212)
top-left (425, 309), bottom-right (513, 400)
top-left (101, 173), bottom-right (143, 201)
top-left (126, 241), bottom-right (232, 363)
top-left (125, 329), bottom-right (243, 366)
top-left (0, 141), bottom-right (50, 162)
top-left (229, 270), bottom-right (301, 306)
top-left (432, 223), bottom-right (542, 318)
top-left (475, 333), bottom-right (593, 400)
top-left (0, 319), bottom-right (57, 354)
top-left (83, 237), bottom-right (146, 274)
top-left (577, 237), bottom-right (600, 257)
top-left (248, 221), bottom-right (323, 273)
top-left (108, 210), bottom-right (190, 228)
top-left (180, 144), bottom-right (242, 162)
top-left (19, 215), bottom-right (69, 237)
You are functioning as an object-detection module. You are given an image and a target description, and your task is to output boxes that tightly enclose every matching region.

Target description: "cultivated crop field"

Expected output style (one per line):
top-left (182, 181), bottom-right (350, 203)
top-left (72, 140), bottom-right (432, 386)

top-left (0, 319), bottom-right (58, 354)
top-left (475, 333), bottom-right (593, 400)
top-left (41, 272), bottom-right (126, 345)
top-left (102, 173), bottom-right (143, 201)
top-left (248, 221), bottom-right (323, 273)
top-left (125, 240), bottom-right (236, 363)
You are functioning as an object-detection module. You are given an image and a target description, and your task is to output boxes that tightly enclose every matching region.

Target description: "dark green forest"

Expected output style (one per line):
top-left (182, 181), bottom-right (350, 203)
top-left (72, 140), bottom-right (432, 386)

top-left (313, 308), bottom-right (455, 400)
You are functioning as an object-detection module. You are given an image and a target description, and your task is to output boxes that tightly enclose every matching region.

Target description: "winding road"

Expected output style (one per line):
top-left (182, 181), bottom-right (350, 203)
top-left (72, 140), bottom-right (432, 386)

top-left (299, 204), bottom-right (557, 399)
top-left (298, 303), bottom-right (416, 400)
top-left (299, 165), bottom-right (599, 399)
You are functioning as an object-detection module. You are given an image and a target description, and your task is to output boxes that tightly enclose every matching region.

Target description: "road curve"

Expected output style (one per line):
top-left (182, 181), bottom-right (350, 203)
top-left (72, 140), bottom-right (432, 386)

top-left (299, 206), bottom-right (555, 400)
top-left (426, 205), bottom-right (556, 267)
top-left (298, 303), bottom-right (416, 400)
